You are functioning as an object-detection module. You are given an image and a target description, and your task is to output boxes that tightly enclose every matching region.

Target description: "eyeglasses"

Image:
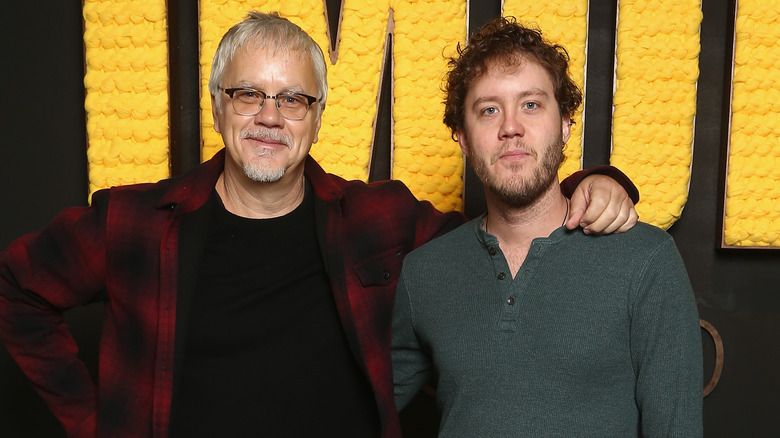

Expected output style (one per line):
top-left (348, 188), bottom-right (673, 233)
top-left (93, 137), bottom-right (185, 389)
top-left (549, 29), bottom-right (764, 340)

top-left (222, 87), bottom-right (318, 120)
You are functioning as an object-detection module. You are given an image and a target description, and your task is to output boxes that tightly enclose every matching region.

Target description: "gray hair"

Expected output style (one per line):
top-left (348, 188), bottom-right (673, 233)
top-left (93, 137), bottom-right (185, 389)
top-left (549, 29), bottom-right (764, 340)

top-left (208, 11), bottom-right (328, 114)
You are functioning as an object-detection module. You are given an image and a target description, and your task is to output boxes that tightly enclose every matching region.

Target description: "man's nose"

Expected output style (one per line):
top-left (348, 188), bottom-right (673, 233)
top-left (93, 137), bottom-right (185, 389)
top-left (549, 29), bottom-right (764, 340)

top-left (499, 110), bottom-right (525, 139)
top-left (254, 98), bottom-right (283, 126)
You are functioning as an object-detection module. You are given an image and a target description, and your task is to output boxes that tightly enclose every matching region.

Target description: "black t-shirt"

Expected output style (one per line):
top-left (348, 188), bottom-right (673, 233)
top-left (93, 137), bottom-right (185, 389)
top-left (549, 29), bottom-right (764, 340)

top-left (170, 185), bottom-right (379, 436)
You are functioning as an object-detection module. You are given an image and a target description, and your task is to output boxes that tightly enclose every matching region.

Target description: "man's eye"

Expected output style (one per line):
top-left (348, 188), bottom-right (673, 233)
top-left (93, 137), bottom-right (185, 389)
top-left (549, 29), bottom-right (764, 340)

top-left (239, 90), bottom-right (261, 100)
top-left (283, 95), bottom-right (300, 104)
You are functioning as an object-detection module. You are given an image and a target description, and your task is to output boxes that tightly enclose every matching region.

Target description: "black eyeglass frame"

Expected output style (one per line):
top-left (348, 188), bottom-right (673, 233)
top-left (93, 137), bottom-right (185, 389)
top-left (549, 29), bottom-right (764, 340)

top-left (221, 87), bottom-right (318, 120)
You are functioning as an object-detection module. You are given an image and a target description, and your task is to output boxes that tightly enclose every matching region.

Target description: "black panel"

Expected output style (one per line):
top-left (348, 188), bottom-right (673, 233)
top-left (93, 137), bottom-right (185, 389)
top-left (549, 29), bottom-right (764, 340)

top-left (168, 0), bottom-right (203, 176)
top-left (368, 34), bottom-right (393, 182)
top-left (582, 1), bottom-right (618, 168)
top-left (325, 0), bottom-right (343, 54)
top-left (0, 5), bottom-right (88, 245)
top-left (1, 2), bottom-right (91, 437)
top-left (469, 0), bottom-right (502, 35)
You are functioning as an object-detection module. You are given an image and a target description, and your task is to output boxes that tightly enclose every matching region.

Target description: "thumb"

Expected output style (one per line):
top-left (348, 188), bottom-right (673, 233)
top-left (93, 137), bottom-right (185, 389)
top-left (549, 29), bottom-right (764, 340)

top-left (565, 202), bottom-right (585, 230)
top-left (565, 184), bottom-right (589, 230)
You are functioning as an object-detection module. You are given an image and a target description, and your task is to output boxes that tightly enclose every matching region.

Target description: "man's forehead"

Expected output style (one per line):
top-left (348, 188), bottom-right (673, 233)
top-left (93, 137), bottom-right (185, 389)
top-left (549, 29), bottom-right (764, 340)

top-left (235, 39), bottom-right (309, 62)
top-left (483, 53), bottom-right (539, 75)
top-left (470, 56), bottom-right (551, 90)
top-left (225, 43), bottom-right (315, 81)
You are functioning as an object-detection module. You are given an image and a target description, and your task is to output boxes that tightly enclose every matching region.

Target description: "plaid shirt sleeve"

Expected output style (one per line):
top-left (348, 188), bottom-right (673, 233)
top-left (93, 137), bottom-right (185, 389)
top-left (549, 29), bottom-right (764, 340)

top-left (0, 191), bottom-right (110, 436)
top-left (0, 181), bottom-right (188, 438)
top-left (560, 165), bottom-right (640, 203)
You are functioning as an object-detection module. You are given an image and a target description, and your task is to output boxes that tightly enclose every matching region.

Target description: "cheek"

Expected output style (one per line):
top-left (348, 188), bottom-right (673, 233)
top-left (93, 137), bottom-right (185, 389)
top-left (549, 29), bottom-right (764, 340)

top-left (224, 115), bottom-right (250, 137)
top-left (217, 111), bottom-right (235, 134)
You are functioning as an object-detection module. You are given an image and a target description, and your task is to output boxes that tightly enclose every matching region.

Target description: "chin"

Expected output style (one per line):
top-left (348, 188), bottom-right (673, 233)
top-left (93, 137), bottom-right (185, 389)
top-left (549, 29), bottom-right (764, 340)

top-left (243, 163), bottom-right (286, 183)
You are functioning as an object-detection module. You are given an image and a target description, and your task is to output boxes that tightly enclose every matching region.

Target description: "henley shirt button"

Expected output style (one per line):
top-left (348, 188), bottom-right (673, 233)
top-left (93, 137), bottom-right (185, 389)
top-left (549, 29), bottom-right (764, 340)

top-left (382, 270), bottom-right (391, 279)
top-left (507, 296), bottom-right (515, 305)
top-left (497, 272), bottom-right (506, 280)
top-left (488, 247), bottom-right (497, 256)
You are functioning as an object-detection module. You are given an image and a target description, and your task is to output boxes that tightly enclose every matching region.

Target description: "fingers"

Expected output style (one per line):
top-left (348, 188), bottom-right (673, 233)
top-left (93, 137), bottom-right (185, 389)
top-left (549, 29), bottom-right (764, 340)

top-left (569, 174), bottom-right (638, 235)
top-left (582, 195), bottom-right (638, 235)
top-left (579, 195), bottom-right (614, 234)
top-left (615, 199), bottom-right (640, 233)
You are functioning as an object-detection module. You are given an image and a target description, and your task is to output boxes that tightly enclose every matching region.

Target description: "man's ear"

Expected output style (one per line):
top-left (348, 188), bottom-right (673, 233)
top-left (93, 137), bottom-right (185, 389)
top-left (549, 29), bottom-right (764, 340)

top-left (561, 116), bottom-right (572, 144)
top-left (211, 94), bottom-right (221, 133)
top-left (456, 130), bottom-right (469, 157)
top-left (313, 104), bottom-right (324, 143)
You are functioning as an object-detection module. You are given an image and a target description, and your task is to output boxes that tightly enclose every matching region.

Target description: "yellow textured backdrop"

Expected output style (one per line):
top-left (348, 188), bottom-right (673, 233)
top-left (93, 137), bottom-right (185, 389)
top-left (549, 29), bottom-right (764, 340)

top-left (81, 0), bottom-right (780, 247)
top-left (724, 0), bottom-right (780, 247)
top-left (611, 0), bottom-right (702, 230)
top-left (83, 0), bottom-right (170, 197)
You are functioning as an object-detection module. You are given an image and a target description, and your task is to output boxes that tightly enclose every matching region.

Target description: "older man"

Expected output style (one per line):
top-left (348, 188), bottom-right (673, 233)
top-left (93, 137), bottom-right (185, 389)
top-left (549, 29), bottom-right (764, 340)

top-left (1, 12), bottom-right (638, 438)
top-left (392, 16), bottom-right (702, 437)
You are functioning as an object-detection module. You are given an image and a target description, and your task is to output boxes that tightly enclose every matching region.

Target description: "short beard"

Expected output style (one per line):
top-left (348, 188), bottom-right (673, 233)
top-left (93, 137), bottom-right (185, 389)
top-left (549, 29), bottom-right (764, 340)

top-left (243, 161), bottom-right (286, 183)
top-left (467, 132), bottom-right (564, 208)
top-left (240, 127), bottom-right (293, 183)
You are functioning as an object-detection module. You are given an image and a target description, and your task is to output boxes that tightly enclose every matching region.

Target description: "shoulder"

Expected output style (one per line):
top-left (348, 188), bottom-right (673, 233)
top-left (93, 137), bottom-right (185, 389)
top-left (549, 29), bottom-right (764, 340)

top-left (623, 222), bottom-right (674, 242)
top-left (571, 221), bottom-right (676, 254)
top-left (95, 177), bottom-right (179, 213)
top-left (557, 222), bottom-right (686, 282)
top-left (322, 172), bottom-right (420, 205)
top-left (98, 152), bottom-right (223, 212)
top-left (620, 222), bottom-right (680, 259)
top-left (313, 170), bottom-right (438, 225)
top-left (403, 219), bottom-right (478, 266)
top-left (305, 155), bottom-right (420, 206)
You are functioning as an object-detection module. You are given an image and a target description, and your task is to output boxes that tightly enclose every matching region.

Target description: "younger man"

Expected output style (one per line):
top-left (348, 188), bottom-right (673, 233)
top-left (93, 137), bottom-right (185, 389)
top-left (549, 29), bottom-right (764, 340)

top-left (392, 17), bottom-right (703, 437)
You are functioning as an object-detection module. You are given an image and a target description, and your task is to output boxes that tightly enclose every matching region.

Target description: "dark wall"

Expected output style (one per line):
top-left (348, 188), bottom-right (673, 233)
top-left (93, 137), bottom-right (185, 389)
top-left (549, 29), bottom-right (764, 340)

top-left (669, 0), bottom-right (780, 434)
top-left (0, 2), bottom-right (95, 437)
top-left (1, 1), bottom-right (778, 437)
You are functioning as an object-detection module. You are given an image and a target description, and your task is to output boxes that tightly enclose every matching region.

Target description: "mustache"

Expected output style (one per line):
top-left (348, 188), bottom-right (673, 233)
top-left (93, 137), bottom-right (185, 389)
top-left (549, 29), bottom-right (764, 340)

top-left (491, 141), bottom-right (537, 163)
top-left (240, 128), bottom-right (293, 149)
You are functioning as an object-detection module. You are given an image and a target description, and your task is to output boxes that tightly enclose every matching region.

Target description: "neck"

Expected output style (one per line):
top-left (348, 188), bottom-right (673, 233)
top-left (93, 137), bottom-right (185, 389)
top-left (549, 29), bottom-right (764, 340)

top-left (483, 183), bottom-right (568, 248)
top-left (483, 183), bottom-right (568, 277)
top-left (215, 166), bottom-right (306, 219)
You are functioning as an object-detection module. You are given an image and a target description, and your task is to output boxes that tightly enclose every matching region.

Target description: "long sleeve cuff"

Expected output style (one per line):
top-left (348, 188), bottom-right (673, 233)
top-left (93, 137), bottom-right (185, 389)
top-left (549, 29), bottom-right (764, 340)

top-left (560, 165), bottom-right (640, 204)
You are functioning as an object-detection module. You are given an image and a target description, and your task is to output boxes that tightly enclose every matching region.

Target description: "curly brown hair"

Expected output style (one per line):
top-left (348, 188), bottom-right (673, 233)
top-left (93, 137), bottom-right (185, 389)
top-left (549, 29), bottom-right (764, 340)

top-left (443, 16), bottom-right (582, 137)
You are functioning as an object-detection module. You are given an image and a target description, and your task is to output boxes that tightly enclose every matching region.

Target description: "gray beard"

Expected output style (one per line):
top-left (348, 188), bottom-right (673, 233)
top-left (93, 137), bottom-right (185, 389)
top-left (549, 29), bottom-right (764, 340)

top-left (243, 162), bottom-right (286, 183)
top-left (240, 128), bottom-right (292, 183)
